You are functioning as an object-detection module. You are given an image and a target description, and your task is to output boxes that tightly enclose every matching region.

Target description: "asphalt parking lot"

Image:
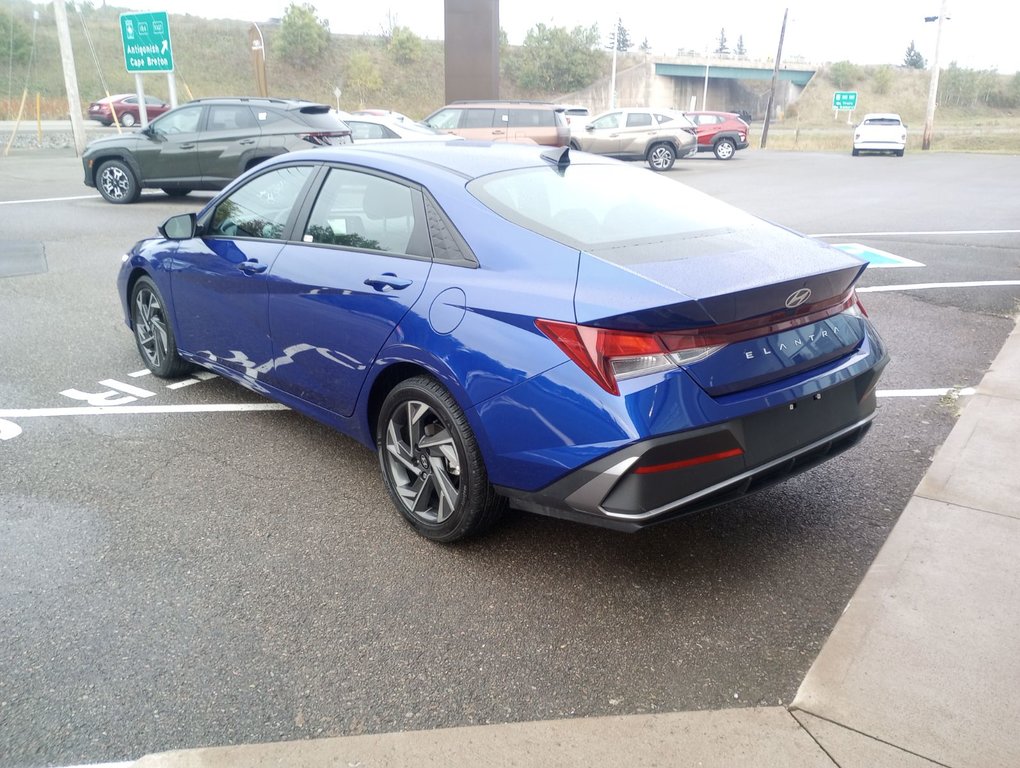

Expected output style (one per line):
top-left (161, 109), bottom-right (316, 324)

top-left (1, 147), bottom-right (1018, 767)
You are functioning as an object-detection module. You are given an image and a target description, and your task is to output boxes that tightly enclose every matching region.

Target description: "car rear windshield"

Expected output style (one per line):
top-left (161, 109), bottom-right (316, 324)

top-left (468, 163), bottom-right (757, 252)
top-left (863, 117), bottom-right (901, 125)
top-left (289, 106), bottom-right (351, 130)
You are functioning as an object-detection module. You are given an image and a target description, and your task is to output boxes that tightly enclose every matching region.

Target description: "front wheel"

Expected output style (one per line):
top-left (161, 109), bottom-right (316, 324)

top-left (377, 376), bottom-right (505, 542)
top-left (97, 159), bottom-right (140, 204)
top-left (646, 143), bottom-right (676, 171)
top-left (130, 276), bottom-right (192, 378)
top-left (714, 138), bottom-right (736, 160)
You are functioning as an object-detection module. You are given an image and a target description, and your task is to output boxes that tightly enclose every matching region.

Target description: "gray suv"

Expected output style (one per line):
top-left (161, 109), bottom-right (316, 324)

top-left (82, 97), bottom-right (352, 204)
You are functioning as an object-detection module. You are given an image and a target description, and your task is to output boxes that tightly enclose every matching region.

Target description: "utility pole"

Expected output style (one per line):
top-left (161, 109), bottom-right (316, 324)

top-left (609, 19), bottom-right (619, 110)
top-left (53, 0), bottom-right (87, 155)
top-left (922, 0), bottom-right (948, 150)
top-left (759, 7), bottom-right (788, 149)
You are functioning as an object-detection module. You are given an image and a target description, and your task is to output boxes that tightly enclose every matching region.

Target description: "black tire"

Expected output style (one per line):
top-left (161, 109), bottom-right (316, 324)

top-left (377, 376), bottom-right (506, 542)
top-left (97, 159), bottom-right (141, 204)
top-left (896, 149), bottom-right (905, 157)
top-left (162, 188), bottom-right (192, 198)
top-left (852, 148), bottom-right (860, 156)
top-left (713, 137), bottom-right (736, 160)
top-left (121, 112), bottom-right (136, 127)
top-left (129, 276), bottom-right (192, 378)
top-left (646, 142), bottom-right (676, 171)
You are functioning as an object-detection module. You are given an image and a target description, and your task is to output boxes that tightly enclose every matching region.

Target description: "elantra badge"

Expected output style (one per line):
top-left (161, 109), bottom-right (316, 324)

top-left (785, 288), bottom-right (812, 308)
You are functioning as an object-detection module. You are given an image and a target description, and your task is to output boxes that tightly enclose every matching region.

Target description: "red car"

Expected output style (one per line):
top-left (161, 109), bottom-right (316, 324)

top-left (87, 94), bottom-right (171, 128)
top-left (683, 111), bottom-right (750, 160)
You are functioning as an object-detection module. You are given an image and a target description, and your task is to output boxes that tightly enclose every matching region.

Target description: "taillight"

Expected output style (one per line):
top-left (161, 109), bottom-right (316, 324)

top-left (535, 319), bottom-right (722, 395)
top-left (536, 290), bottom-right (863, 395)
top-left (300, 131), bottom-right (351, 146)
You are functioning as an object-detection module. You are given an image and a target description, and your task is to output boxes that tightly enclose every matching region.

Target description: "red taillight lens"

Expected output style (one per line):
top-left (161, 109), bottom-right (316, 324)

top-left (536, 290), bottom-right (863, 395)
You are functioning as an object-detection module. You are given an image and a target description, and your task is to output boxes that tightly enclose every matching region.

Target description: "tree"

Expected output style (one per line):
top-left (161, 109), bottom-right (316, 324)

top-left (613, 19), bottom-right (631, 52)
top-left (715, 28), bottom-right (728, 55)
top-left (872, 65), bottom-right (893, 95)
top-left (512, 23), bottom-right (603, 93)
top-left (639, 37), bottom-right (651, 54)
top-left (388, 25), bottom-right (422, 65)
top-left (904, 40), bottom-right (926, 69)
top-left (275, 3), bottom-right (330, 69)
top-left (735, 35), bottom-right (746, 57)
top-left (0, 10), bottom-right (33, 66)
top-left (829, 60), bottom-right (861, 89)
top-left (346, 50), bottom-right (382, 107)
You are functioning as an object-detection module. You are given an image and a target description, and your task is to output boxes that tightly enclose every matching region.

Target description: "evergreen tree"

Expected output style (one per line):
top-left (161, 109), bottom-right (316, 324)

top-left (614, 19), bottom-right (632, 52)
top-left (735, 35), bottom-right (746, 56)
top-left (904, 40), bottom-right (926, 69)
top-left (715, 28), bottom-right (729, 55)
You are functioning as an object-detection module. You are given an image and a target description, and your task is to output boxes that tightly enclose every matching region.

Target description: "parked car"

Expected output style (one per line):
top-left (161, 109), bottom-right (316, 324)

top-left (569, 108), bottom-right (698, 171)
top-left (423, 100), bottom-right (569, 146)
top-left (344, 114), bottom-right (460, 142)
top-left (117, 142), bottom-right (888, 542)
top-left (853, 113), bottom-right (907, 156)
top-left (82, 97), bottom-right (352, 204)
top-left (87, 93), bottom-right (171, 127)
top-left (683, 111), bottom-right (750, 160)
top-left (559, 104), bottom-right (591, 126)
top-left (348, 108), bottom-right (412, 124)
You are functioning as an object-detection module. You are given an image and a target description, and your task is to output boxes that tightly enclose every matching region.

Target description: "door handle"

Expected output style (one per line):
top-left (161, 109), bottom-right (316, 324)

top-left (238, 260), bottom-right (268, 275)
top-left (239, 139), bottom-right (256, 145)
top-left (364, 273), bottom-right (412, 291)
top-left (179, 143), bottom-right (195, 149)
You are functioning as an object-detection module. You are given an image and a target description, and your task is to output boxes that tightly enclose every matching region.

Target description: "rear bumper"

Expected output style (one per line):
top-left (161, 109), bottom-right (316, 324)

top-left (499, 363), bottom-right (884, 531)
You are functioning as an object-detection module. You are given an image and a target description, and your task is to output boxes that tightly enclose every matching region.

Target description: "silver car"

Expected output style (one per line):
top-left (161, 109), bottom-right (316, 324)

top-left (569, 108), bottom-right (698, 171)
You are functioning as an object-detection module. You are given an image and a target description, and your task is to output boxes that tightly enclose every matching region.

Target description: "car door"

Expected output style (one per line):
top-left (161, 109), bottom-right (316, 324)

top-left (617, 111), bottom-right (655, 154)
top-left (578, 111), bottom-right (624, 154)
top-left (264, 166), bottom-right (432, 417)
top-left (134, 104), bottom-right (204, 185)
top-left (170, 163), bottom-right (318, 383)
top-left (197, 103), bottom-right (261, 187)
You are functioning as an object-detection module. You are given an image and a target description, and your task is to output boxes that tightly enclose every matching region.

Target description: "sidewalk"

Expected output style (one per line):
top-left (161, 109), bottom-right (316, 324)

top-left (112, 319), bottom-right (1020, 768)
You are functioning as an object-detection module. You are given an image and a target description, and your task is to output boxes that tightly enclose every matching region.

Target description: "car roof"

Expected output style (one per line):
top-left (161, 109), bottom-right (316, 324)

top-left (264, 141), bottom-right (608, 181)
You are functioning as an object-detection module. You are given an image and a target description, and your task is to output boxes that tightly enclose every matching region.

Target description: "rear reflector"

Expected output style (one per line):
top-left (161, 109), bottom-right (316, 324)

top-left (633, 447), bottom-right (745, 474)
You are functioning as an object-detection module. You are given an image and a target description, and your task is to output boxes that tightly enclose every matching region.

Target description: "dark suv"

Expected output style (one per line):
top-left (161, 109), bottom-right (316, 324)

top-left (423, 101), bottom-right (569, 146)
top-left (82, 97), bottom-right (352, 204)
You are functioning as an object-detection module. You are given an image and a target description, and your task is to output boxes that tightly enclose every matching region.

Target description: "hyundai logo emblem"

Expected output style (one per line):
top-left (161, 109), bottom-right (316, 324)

top-left (785, 288), bottom-right (812, 309)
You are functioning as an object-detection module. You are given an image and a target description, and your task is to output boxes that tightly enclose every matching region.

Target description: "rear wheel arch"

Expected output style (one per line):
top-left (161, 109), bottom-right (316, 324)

top-left (367, 362), bottom-right (440, 449)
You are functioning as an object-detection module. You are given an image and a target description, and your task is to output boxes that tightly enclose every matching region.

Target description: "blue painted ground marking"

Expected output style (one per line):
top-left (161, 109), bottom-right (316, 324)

top-left (832, 243), bottom-right (925, 268)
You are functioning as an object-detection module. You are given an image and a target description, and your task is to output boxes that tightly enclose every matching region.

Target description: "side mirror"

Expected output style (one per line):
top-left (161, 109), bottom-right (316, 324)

top-left (159, 212), bottom-right (196, 240)
top-left (584, 124), bottom-right (594, 132)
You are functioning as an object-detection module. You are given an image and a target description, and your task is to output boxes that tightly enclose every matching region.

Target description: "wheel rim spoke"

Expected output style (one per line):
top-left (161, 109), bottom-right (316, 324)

top-left (384, 398), bottom-right (463, 526)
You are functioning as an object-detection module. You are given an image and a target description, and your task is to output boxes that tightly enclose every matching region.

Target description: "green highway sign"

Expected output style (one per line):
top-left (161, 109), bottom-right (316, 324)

top-left (832, 91), bottom-right (858, 110)
top-left (120, 12), bottom-right (174, 73)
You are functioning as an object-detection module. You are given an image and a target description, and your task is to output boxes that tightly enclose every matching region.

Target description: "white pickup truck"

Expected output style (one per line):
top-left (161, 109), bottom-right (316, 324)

top-left (852, 113), bottom-right (907, 157)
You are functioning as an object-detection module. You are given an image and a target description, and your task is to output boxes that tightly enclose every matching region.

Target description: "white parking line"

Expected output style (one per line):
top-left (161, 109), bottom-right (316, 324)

top-left (858, 280), bottom-right (1020, 293)
top-left (0, 194), bottom-right (100, 205)
top-left (878, 387), bottom-right (977, 398)
top-left (812, 229), bottom-right (1020, 237)
top-left (0, 403), bottom-right (289, 418)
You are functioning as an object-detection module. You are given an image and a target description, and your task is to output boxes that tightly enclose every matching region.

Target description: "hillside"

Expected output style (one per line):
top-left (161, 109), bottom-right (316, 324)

top-left (3, 0), bottom-right (1019, 152)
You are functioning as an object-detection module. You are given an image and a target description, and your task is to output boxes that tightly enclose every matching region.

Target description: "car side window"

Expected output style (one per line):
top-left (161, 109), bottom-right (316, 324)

top-left (207, 105), bottom-right (258, 131)
top-left (209, 165), bottom-right (313, 240)
top-left (301, 168), bottom-right (429, 258)
top-left (626, 113), bottom-right (653, 128)
top-left (153, 105), bottom-right (202, 135)
top-left (427, 109), bottom-right (463, 130)
top-left (591, 112), bottom-right (621, 130)
top-left (349, 121), bottom-right (392, 140)
top-left (464, 109), bottom-right (496, 128)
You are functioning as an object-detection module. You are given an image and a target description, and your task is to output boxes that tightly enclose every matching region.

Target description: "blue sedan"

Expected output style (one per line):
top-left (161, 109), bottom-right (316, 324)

top-left (117, 141), bottom-right (888, 542)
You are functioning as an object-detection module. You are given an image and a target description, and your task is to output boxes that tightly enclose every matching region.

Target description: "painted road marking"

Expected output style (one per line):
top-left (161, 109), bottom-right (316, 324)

top-left (812, 229), bottom-right (1020, 237)
top-left (128, 369), bottom-right (151, 378)
top-left (858, 280), bottom-right (1020, 293)
top-left (0, 418), bottom-right (22, 440)
top-left (100, 379), bottom-right (158, 398)
top-left (0, 194), bottom-right (100, 205)
top-left (878, 387), bottom-right (977, 398)
top-left (833, 243), bottom-right (925, 268)
top-left (1, 403), bottom-right (289, 418)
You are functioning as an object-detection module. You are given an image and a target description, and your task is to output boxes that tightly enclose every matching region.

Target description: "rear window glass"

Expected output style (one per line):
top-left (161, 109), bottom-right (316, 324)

top-left (863, 117), bottom-right (902, 126)
top-left (468, 164), bottom-right (755, 251)
top-left (291, 108), bottom-right (351, 130)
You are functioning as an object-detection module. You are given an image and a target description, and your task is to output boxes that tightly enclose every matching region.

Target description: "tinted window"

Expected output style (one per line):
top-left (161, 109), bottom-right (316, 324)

top-left (626, 113), bottom-right (652, 127)
top-left (302, 169), bottom-right (429, 257)
top-left (864, 117), bottom-right (902, 126)
top-left (509, 108), bottom-right (554, 127)
top-left (348, 121), bottom-right (397, 140)
top-left (207, 104), bottom-right (258, 131)
top-left (293, 107), bottom-right (351, 130)
top-left (463, 109), bottom-right (496, 129)
top-left (209, 165), bottom-right (313, 240)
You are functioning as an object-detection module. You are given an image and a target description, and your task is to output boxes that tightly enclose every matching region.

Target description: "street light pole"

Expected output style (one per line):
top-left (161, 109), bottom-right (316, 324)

top-left (922, 0), bottom-right (948, 151)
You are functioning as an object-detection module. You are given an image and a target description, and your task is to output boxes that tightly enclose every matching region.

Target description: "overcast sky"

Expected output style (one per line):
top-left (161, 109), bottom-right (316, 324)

top-left (84, 1), bottom-right (1017, 74)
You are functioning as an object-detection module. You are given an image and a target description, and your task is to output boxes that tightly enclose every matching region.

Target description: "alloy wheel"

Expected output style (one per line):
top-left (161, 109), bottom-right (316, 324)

top-left (384, 399), bottom-right (462, 524)
top-left (134, 286), bottom-right (169, 369)
top-left (101, 166), bottom-right (131, 201)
